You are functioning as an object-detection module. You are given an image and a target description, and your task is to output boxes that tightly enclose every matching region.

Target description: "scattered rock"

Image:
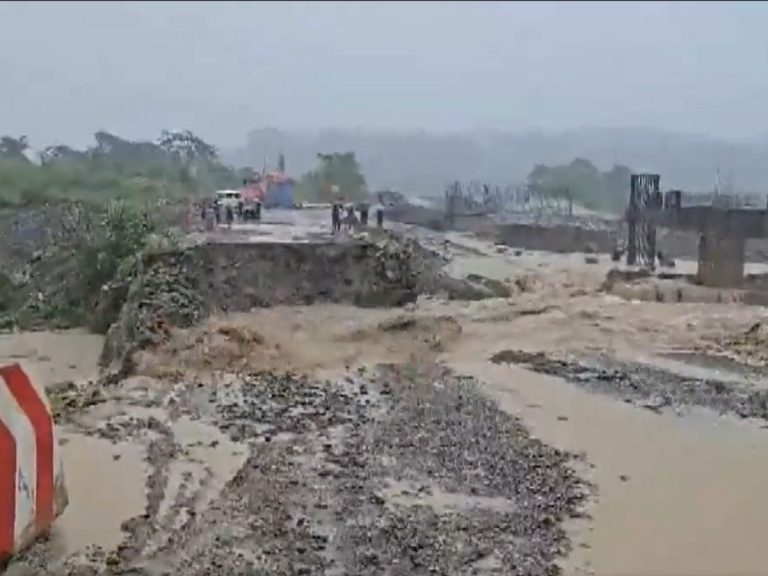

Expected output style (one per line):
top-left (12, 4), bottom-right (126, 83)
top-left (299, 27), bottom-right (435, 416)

top-left (491, 349), bottom-right (768, 422)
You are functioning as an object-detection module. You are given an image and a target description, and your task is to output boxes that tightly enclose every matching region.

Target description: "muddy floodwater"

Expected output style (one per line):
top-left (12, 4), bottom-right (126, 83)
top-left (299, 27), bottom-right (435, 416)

top-left (451, 355), bottom-right (768, 576)
top-left (431, 234), bottom-right (768, 575)
top-left (8, 224), bottom-right (768, 574)
top-left (0, 329), bottom-right (104, 387)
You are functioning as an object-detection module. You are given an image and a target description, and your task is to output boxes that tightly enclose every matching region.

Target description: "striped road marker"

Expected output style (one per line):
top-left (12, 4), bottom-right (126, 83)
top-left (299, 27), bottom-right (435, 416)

top-left (0, 363), bottom-right (66, 563)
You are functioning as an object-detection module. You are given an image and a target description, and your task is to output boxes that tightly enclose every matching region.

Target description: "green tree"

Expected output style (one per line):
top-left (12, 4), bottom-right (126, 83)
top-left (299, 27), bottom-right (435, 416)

top-left (0, 129), bottom-right (243, 206)
top-left (297, 151), bottom-right (367, 202)
top-left (527, 158), bottom-right (632, 213)
top-left (0, 135), bottom-right (30, 162)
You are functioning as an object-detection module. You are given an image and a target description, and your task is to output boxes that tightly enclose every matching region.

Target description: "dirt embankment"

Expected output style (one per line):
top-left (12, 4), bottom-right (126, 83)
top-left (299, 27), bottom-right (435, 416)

top-left (100, 236), bottom-right (493, 380)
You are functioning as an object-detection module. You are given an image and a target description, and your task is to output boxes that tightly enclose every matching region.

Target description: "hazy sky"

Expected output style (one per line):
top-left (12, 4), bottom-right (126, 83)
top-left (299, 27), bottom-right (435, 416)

top-left (1, 1), bottom-right (767, 148)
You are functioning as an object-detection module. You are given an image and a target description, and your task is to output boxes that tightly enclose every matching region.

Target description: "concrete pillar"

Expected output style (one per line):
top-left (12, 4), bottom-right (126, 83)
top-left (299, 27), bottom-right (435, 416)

top-left (697, 232), bottom-right (745, 288)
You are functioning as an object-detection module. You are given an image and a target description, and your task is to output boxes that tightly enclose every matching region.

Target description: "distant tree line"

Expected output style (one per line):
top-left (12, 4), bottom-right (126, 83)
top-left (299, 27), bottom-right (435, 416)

top-left (527, 158), bottom-right (632, 213)
top-left (295, 151), bottom-right (368, 202)
top-left (0, 130), bottom-right (243, 207)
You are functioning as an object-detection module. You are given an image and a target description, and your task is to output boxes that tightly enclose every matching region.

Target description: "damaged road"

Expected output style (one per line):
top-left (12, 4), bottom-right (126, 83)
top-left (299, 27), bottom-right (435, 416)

top-left (12, 363), bottom-right (587, 576)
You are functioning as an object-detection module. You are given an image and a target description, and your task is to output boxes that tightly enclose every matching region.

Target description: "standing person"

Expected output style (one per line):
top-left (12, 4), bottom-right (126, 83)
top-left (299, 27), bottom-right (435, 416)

top-left (225, 205), bottom-right (234, 229)
top-left (255, 201), bottom-right (262, 222)
top-left (214, 199), bottom-right (221, 226)
top-left (204, 205), bottom-right (215, 232)
top-left (345, 204), bottom-right (356, 231)
top-left (331, 202), bottom-right (340, 233)
top-left (359, 203), bottom-right (369, 226)
top-left (375, 203), bottom-right (384, 228)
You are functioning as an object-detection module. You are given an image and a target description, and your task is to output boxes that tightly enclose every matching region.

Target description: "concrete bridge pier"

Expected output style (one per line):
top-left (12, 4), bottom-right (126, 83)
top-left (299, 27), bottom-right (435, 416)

top-left (697, 231), bottom-right (746, 288)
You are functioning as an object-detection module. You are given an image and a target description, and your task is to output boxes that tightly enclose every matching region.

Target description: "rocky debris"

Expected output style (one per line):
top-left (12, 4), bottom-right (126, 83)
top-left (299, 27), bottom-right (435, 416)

top-left (20, 364), bottom-right (587, 576)
top-left (100, 250), bottom-right (206, 381)
top-left (465, 273), bottom-right (512, 298)
top-left (514, 274), bottom-right (545, 294)
top-left (47, 380), bottom-right (106, 423)
top-left (490, 349), bottom-right (768, 420)
top-left (599, 268), bottom-right (653, 292)
top-left (712, 322), bottom-right (768, 368)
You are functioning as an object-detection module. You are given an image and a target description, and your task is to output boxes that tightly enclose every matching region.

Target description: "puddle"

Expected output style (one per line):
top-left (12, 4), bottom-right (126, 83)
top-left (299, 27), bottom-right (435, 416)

top-left (449, 359), bottom-right (768, 576)
top-left (170, 416), bottom-right (247, 511)
top-left (51, 431), bottom-right (147, 555)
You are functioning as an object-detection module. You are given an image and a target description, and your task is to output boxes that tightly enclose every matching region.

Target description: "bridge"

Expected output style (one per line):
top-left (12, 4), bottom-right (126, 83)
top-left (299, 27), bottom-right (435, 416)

top-left (626, 174), bottom-right (768, 288)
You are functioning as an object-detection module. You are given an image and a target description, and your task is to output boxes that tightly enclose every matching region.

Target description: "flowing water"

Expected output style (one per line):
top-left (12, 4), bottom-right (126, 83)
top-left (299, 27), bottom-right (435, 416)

top-left (438, 242), bottom-right (768, 575)
top-left (0, 329), bottom-right (104, 387)
top-left (451, 357), bottom-right (768, 576)
top-left (8, 233), bottom-right (768, 574)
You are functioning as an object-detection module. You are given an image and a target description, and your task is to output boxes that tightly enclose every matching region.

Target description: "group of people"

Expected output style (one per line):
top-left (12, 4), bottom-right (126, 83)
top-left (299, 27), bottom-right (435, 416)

top-left (331, 202), bottom-right (384, 234)
top-left (200, 199), bottom-right (233, 231)
top-left (200, 198), bottom-right (263, 232)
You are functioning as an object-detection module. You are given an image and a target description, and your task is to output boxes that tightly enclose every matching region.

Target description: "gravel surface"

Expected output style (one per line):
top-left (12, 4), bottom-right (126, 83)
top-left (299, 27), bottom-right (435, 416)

top-left (12, 364), bottom-right (587, 576)
top-left (491, 349), bottom-right (768, 420)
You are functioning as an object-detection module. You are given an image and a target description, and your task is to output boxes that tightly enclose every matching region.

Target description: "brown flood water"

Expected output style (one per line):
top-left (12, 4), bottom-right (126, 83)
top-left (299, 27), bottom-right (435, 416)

top-left (8, 235), bottom-right (768, 576)
top-left (452, 359), bottom-right (768, 576)
top-left (0, 329), bottom-right (104, 387)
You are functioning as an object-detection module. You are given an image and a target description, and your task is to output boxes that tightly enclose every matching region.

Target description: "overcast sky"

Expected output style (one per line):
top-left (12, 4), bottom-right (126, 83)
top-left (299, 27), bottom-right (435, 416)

top-left (1, 1), bottom-right (766, 148)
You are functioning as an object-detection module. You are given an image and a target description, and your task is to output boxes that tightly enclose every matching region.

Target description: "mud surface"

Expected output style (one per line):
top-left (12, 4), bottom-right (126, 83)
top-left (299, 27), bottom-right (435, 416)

top-left (10, 364), bottom-right (586, 576)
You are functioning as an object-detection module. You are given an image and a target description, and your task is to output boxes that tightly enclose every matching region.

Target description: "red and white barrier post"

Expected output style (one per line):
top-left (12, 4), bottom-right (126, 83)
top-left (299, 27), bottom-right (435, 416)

top-left (0, 363), bottom-right (68, 563)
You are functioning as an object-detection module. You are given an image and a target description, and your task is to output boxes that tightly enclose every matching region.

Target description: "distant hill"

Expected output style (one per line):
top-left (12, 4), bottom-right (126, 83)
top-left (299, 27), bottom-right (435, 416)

top-left (223, 127), bottom-right (768, 198)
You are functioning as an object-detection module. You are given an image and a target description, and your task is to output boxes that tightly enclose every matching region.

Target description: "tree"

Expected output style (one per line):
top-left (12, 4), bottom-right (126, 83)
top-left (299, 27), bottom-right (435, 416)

top-left (157, 129), bottom-right (217, 163)
top-left (297, 151), bottom-right (368, 202)
top-left (527, 158), bottom-right (632, 213)
top-left (40, 144), bottom-right (87, 165)
top-left (0, 135), bottom-right (30, 161)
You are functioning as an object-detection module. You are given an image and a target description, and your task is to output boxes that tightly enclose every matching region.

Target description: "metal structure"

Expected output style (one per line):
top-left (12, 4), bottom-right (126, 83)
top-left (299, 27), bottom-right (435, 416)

top-left (444, 181), bottom-right (572, 223)
top-left (625, 173), bottom-right (768, 287)
top-left (626, 174), bottom-right (662, 268)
